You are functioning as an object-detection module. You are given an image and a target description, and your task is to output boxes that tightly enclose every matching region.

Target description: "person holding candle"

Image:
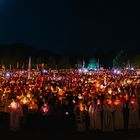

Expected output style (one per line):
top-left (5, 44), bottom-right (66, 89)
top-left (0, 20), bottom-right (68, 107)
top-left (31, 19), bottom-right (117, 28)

top-left (128, 98), bottom-right (140, 129)
top-left (9, 98), bottom-right (23, 132)
top-left (74, 100), bottom-right (87, 132)
top-left (88, 100), bottom-right (95, 130)
top-left (94, 99), bottom-right (102, 130)
top-left (113, 97), bottom-right (124, 130)
top-left (102, 99), bottom-right (114, 132)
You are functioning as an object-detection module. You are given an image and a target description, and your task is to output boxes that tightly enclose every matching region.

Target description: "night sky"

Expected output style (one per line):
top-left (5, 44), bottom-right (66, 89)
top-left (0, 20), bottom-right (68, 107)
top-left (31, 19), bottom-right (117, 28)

top-left (0, 0), bottom-right (140, 55)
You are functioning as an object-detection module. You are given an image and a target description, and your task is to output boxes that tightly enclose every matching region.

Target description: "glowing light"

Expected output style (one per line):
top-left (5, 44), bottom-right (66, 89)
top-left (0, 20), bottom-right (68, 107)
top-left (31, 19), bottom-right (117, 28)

top-left (108, 100), bottom-right (112, 104)
top-left (115, 102), bottom-right (118, 105)
top-left (43, 69), bottom-right (47, 73)
top-left (108, 89), bottom-right (112, 94)
top-left (78, 68), bottom-right (88, 73)
top-left (83, 68), bottom-right (88, 72)
top-left (116, 70), bottom-right (121, 74)
top-left (113, 69), bottom-right (121, 74)
top-left (20, 97), bottom-right (30, 105)
top-left (97, 100), bottom-right (101, 105)
top-left (114, 69), bottom-right (117, 73)
top-left (73, 100), bottom-right (76, 103)
top-left (28, 102), bottom-right (38, 111)
top-left (114, 100), bottom-right (119, 106)
top-left (130, 100), bottom-right (136, 104)
top-left (79, 103), bottom-right (84, 111)
top-left (127, 79), bottom-right (132, 84)
top-left (6, 72), bottom-right (10, 77)
top-left (8, 101), bottom-right (19, 110)
top-left (78, 69), bottom-right (82, 72)
top-left (65, 112), bottom-right (69, 115)
top-left (118, 88), bottom-right (121, 93)
top-left (78, 94), bottom-right (83, 99)
top-left (42, 107), bottom-right (48, 113)
top-left (100, 85), bottom-right (106, 89)
top-left (131, 101), bottom-right (134, 104)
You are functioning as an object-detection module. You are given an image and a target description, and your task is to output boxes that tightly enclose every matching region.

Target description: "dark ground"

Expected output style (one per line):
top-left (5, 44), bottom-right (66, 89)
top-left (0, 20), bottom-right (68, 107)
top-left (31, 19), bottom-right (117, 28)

top-left (0, 112), bottom-right (140, 140)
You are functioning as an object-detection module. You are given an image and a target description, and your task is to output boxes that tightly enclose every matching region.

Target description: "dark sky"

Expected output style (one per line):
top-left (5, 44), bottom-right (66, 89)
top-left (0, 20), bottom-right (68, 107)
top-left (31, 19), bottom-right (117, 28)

top-left (0, 0), bottom-right (140, 54)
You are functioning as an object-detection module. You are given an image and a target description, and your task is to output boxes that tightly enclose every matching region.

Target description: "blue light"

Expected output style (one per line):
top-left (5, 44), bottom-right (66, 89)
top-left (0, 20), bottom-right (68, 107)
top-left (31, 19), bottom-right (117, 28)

top-left (116, 70), bottom-right (121, 74)
top-left (43, 69), bottom-right (47, 73)
top-left (6, 72), bottom-right (10, 77)
top-left (83, 68), bottom-right (88, 72)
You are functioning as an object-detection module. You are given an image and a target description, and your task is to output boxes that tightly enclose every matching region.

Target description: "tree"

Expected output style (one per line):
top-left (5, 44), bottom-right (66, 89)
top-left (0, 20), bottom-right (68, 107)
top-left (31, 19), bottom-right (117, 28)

top-left (130, 55), bottom-right (140, 68)
top-left (113, 50), bottom-right (128, 68)
top-left (87, 58), bottom-right (98, 70)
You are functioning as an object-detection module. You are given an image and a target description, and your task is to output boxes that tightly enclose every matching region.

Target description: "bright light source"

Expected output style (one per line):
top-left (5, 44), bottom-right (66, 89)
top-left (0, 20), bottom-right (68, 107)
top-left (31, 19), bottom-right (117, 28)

top-left (78, 69), bottom-right (82, 72)
top-left (113, 69), bottom-right (121, 74)
top-left (6, 72), bottom-right (10, 77)
top-left (130, 67), bottom-right (134, 70)
top-left (78, 68), bottom-right (88, 72)
top-left (83, 68), bottom-right (88, 72)
top-left (117, 70), bottom-right (121, 74)
top-left (114, 69), bottom-right (117, 73)
top-left (43, 69), bottom-right (47, 73)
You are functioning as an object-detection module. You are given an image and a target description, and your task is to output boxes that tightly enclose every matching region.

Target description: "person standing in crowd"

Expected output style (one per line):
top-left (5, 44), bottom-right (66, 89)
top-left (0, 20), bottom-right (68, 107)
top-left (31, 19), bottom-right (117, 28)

top-left (40, 101), bottom-right (53, 131)
top-left (135, 85), bottom-right (140, 119)
top-left (60, 99), bottom-right (75, 131)
top-left (103, 99), bottom-right (114, 132)
top-left (94, 99), bottom-right (102, 130)
top-left (74, 100), bottom-right (87, 132)
top-left (9, 98), bottom-right (23, 132)
top-left (128, 98), bottom-right (140, 129)
top-left (123, 91), bottom-right (130, 129)
top-left (113, 97), bottom-right (124, 130)
top-left (88, 100), bottom-right (95, 130)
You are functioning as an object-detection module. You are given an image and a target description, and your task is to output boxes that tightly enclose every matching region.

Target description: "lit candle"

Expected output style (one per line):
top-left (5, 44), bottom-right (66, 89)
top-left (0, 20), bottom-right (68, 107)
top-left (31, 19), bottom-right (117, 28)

top-left (114, 102), bottom-right (118, 105)
top-left (131, 100), bottom-right (134, 104)
top-left (65, 112), bottom-right (69, 115)
top-left (79, 103), bottom-right (84, 111)
top-left (108, 89), bottom-right (112, 94)
top-left (9, 101), bottom-right (18, 110)
top-left (20, 97), bottom-right (30, 105)
top-left (97, 100), bottom-right (101, 105)
top-left (42, 107), bottom-right (48, 113)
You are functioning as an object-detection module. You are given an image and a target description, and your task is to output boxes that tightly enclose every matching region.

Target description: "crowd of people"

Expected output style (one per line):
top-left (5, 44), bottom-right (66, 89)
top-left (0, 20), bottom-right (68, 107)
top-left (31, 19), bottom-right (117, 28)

top-left (0, 68), bottom-right (140, 132)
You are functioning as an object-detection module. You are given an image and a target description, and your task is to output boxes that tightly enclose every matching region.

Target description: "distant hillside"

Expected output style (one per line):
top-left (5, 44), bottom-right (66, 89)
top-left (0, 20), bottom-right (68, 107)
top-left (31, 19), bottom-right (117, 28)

top-left (0, 43), bottom-right (52, 57)
top-left (0, 43), bottom-right (55, 65)
top-left (0, 43), bottom-right (139, 68)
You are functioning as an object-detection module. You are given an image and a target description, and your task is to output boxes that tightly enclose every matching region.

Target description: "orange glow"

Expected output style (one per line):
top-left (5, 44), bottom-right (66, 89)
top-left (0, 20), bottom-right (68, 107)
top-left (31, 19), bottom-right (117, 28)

top-left (108, 89), bottom-right (112, 94)
top-left (79, 103), bottom-right (84, 111)
top-left (96, 82), bottom-right (100, 88)
top-left (108, 100), bottom-right (112, 105)
top-left (9, 101), bottom-right (19, 110)
top-left (114, 101), bottom-right (118, 106)
top-left (114, 99), bottom-right (120, 106)
top-left (28, 102), bottom-right (38, 111)
top-left (20, 97), bottom-right (30, 105)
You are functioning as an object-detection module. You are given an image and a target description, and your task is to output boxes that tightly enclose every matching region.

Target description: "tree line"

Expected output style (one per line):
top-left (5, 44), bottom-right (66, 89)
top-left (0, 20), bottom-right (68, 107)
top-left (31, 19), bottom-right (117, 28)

top-left (0, 44), bottom-right (140, 69)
